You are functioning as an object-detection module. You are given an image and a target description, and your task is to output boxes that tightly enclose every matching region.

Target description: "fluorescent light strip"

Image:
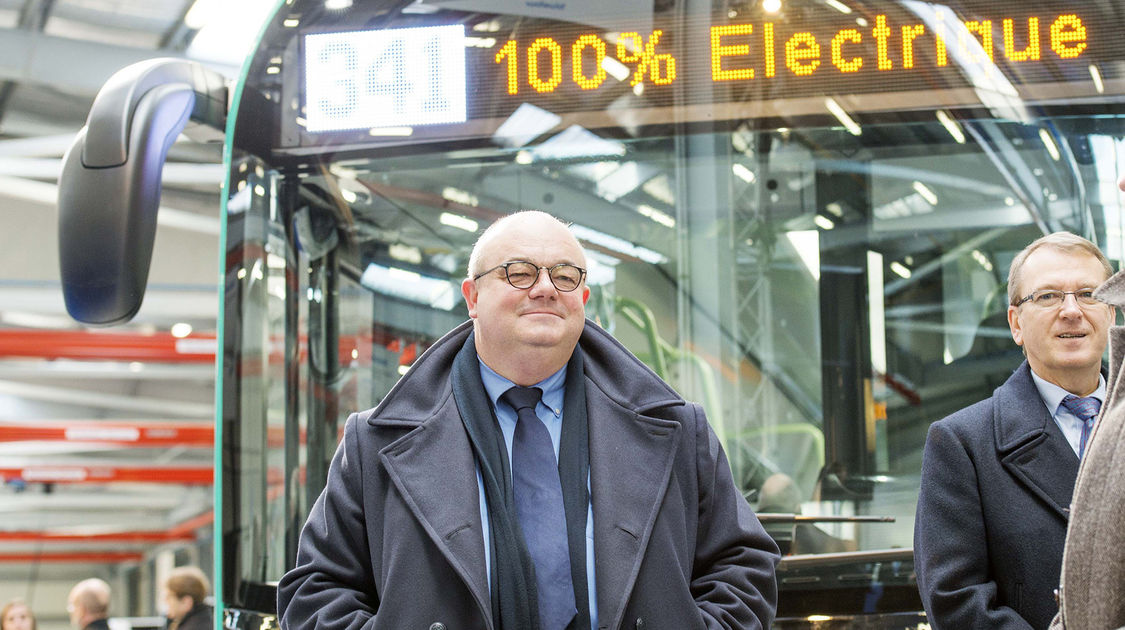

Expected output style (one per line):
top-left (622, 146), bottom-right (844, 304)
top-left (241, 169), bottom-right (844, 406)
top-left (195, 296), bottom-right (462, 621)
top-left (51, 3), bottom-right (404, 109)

top-left (825, 98), bottom-right (862, 136)
top-left (936, 110), bottom-right (966, 144)
top-left (732, 163), bottom-right (756, 184)
top-left (637, 204), bottom-right (675, 228)
top-left (912, 181), bottom-right (938, 206)
top-left (439, 212), bottom-right (479, 232)
top-left (890, 261), bottom-right (912, 278)
top-left (1038, 128), bottom-right (1061, 161)
top-left (1089, 64), bottom-right (1105, 94)
top-left (568, 225), bottom-right (667, 264)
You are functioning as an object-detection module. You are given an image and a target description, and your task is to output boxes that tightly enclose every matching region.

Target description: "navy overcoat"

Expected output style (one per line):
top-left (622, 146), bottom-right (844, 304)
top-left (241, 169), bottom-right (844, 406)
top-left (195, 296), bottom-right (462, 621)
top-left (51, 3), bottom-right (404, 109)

top-left (914, 361), bottom-right (1096, 629)
top-left (278, 319), bottom-right (779, 630)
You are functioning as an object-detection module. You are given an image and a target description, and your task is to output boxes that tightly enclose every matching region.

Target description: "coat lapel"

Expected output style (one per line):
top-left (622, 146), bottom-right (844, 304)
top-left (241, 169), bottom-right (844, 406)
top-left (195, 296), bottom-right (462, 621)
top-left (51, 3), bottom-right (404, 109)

top-left (995, 363), bottom-right (1079, 520)
top-left (587, 382), bottom-right (681, 630)
top-left (377, 403), bottom-right (493, 629)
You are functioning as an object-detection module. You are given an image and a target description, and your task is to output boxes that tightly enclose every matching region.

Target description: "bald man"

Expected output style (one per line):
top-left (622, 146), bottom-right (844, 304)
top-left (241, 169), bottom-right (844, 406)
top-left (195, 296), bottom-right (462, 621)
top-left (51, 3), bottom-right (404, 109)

top-left (279, 211), bottom-right (779, 630)
top-left (67, 578), bottom-right (110, 630)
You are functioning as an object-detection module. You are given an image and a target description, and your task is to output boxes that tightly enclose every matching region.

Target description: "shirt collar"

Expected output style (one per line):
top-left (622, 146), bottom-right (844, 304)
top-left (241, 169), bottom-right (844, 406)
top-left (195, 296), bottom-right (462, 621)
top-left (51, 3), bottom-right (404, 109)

top-left (1030, 368), bottom-right (1106, 415)
top-left (478, 359), bottom-right (567, 417)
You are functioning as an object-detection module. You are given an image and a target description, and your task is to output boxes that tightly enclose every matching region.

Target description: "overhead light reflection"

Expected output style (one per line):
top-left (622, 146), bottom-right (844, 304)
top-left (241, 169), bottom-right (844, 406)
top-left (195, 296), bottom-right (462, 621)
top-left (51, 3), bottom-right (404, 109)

top-left (912, 181), bottom-right (938, 206)
top-left (439, 212), bottom-right (479, 232)
top-left (568, 224), bottom-right (668, 264)
top-left (867, 250), bottom-right (886, 374)
top-left (825, 0), bottom-right (852, 14)
top-left (465, 36), bottom-right (497, 48)
top-left (825, 98), bottom-right (862, 136)
top-left (441, 187), bottom-right (478, 207)
top-left (787, 230), bottom-right (820, 280)
top-left (602, 56), bottom-right (630, 82)
top-left (732, 163), bottom-right (756, 184)
top-left (388, 243), bottom-right (423, 264)
top-left (637, 204), bottom-right (675, 228)
top-left (813, 215), bottom-right (835, 230)
top-left (971, 249), bottom-right (994, 272)
top-left (493, 103), bottom-right (562, 148)
top-left (936, 110), bottom-right (966, 144)
top-left (1039, 128), bottom-right (1061, 161)
top-left (531, 125), bottom-right (626, 161)
top-left (360, 263), bottom-right (457, 311)
top-left (890, 261), bottom-right (912, 279)
top-left (1089, 64), bottom-right (1105, 94)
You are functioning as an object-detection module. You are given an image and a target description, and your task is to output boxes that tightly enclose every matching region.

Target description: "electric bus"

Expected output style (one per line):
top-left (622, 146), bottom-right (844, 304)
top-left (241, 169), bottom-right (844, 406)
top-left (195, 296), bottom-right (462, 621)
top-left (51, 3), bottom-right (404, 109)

top-left (57, 0), bottom-right (1125, 627)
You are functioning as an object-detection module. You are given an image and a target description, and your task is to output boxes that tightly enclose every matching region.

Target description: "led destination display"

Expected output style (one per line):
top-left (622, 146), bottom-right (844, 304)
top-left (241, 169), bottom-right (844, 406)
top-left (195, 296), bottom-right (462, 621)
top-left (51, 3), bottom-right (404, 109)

top-left (497, 13), bottom-right (1087, 94)
top-left (302, 8), bottom-right (1104, 134)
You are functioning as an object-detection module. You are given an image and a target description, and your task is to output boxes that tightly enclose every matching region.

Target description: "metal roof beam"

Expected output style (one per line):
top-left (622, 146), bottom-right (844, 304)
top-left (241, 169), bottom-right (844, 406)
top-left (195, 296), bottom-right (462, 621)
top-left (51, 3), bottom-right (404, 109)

top-left (0, 420), bottom-right (214, 446)
top-left (0, 28), bottom-right (181, 95)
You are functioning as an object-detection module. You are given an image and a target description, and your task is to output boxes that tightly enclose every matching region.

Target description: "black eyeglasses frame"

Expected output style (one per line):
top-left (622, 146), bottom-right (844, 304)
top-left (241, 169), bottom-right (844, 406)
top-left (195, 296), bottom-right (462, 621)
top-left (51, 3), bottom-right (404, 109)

top-left (472, 260), bottom-right (587, 292)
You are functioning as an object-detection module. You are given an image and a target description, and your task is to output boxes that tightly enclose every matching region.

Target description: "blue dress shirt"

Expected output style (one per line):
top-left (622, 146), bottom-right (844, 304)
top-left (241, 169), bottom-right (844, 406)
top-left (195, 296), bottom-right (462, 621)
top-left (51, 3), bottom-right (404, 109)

top-left (476, 359), bottom-right (599, 628)
top-left (1029, 369), bottom-right (1106, 457)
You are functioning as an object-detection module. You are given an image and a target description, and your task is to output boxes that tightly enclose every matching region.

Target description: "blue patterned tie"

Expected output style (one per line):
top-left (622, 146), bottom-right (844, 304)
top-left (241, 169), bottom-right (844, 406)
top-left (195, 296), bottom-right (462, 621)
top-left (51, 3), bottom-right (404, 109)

top-left (1060, 394), bottom-right (1100, 460)
top-left (501, 386), bottom-right (576, 630)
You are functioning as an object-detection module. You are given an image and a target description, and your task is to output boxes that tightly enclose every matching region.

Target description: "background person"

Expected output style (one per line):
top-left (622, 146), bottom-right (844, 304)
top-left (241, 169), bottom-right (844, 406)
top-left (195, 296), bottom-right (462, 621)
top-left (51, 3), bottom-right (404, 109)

top-left (161, 566), bottom-right (212, 630)
top-left (278, 210), bottom-right (779, 630)
top-left (914, 231), bottom-right (1114, 629)
top-left (66, 578), bottom-right (110, 630)
top-left (1, 599), bottom-right (36, 630)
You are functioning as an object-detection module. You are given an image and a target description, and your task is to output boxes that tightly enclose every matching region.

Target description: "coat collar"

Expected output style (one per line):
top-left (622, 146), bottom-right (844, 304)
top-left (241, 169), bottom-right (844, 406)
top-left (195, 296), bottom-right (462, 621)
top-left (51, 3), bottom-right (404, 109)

top-left (994, 361), bottom-right (1087, 519)
top-left (368, 319), bottom-right (686, 427)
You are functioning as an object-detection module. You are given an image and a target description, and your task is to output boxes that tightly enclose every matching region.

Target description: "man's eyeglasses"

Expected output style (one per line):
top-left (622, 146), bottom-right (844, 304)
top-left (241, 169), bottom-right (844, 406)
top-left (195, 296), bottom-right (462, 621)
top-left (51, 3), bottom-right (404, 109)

top-left (473, 261), bottom-right (586, 292)
top-left (1013, 288), bottom-right (1101, 308)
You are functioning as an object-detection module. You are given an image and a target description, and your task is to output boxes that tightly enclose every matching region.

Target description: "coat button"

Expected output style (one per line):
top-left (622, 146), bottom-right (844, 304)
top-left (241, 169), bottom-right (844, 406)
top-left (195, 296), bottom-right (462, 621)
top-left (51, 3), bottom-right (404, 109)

top-left (429, 624), bottom-right (446, 630)
top-left (635, 619), bottom-right (645, 630)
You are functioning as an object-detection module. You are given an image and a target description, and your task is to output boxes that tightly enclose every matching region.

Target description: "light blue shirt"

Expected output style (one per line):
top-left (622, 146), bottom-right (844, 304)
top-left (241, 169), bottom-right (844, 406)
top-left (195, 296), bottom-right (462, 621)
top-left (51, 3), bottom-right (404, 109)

top-left (1029, 369), bottom-right (1106, 457)
top-left (476, 359), bottom-right (599, 627)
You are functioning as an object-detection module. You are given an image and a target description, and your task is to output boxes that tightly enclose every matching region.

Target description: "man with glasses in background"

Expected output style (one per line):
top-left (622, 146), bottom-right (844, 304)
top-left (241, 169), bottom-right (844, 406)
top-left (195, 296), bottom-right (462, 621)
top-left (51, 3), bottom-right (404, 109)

top-left (915, 232), bottom-right (1115, 630)
top-left (279, 210), bottom-right (779, 630)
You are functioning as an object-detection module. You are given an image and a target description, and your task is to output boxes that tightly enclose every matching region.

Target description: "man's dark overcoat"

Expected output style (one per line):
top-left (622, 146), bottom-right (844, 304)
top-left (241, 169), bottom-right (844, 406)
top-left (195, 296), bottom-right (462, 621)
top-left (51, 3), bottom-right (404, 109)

top-left (278, 319), bottom-right (779, 630)
top-left (914, 360), bottom-right (1096, 629)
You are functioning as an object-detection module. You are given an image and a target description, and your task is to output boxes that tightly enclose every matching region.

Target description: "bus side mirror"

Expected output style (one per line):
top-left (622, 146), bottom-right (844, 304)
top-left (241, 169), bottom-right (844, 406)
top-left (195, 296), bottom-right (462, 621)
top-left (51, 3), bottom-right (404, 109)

top-left (58, 58), bottom-right (227, 325)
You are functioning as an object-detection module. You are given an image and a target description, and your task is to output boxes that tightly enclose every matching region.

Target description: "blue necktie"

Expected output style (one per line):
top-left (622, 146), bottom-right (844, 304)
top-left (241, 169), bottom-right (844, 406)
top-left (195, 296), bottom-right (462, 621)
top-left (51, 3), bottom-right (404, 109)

top-left (501, 386), bottom-right (576, 630)
top-left (1060, 394), bottom-right (1100, 460)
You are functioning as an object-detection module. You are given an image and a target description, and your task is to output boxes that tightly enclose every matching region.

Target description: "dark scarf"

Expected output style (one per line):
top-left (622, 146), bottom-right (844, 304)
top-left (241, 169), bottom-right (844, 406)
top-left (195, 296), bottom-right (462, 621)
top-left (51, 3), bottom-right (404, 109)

top-left (451, 334), bottom-right (591, 630)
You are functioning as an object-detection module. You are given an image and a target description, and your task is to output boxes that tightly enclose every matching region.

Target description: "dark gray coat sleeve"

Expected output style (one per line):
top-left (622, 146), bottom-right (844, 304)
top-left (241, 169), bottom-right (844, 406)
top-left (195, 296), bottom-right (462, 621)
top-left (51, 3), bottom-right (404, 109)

top-left (914, 420), bottom-right (1034, 630)
top-left (689, 403), bottom-right (780, 629)
top-left (277, 414), bottom-right (379, 629)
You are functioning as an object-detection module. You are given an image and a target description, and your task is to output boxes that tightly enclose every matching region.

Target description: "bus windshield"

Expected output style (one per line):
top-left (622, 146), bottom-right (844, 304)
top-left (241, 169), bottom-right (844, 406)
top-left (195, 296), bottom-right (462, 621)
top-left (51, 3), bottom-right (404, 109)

top-left (209, 0), bottom-right (1124, 626)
